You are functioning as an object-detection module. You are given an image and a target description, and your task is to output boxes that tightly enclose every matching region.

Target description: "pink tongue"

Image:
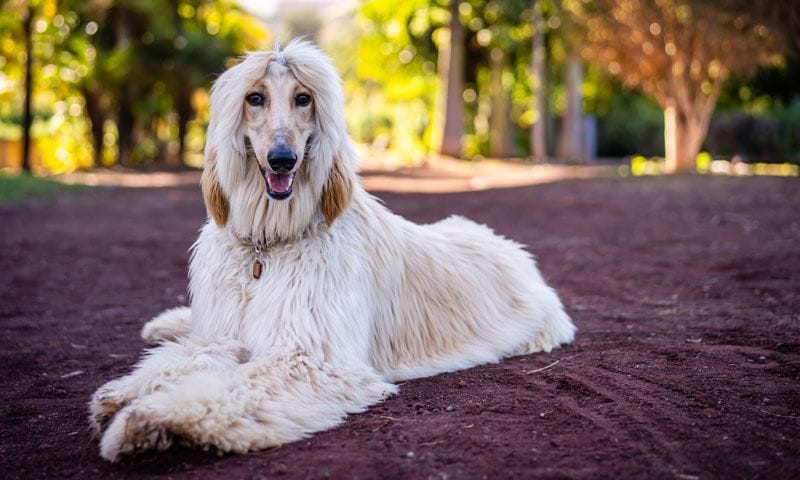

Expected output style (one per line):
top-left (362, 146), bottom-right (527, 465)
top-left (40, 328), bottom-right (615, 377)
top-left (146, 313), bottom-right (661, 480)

top-left (266, 172), bottom-right (293, 193)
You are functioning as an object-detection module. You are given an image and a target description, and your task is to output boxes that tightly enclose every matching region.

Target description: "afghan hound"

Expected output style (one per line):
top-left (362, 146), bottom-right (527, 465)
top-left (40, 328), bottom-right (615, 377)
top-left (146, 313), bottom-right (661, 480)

top-left (89, 40), bottom-right (575, 461)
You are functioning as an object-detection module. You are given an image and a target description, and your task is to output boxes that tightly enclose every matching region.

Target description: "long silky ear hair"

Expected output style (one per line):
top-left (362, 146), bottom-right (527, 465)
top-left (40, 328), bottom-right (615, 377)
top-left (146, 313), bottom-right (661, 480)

top-left (201, 150), bottom-right (229, 226)
top-left (202, 53), bottom-right (271, 226)
top-left (320, 158), bottom-right (353, 226)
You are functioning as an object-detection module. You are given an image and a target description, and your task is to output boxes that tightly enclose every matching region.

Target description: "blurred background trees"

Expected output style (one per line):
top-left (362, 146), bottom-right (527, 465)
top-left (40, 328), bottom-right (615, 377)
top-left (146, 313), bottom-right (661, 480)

top-left (564, 0), bottom-right (793, 172)
top-left (1, 0), bottom-right (267, 172)
top-left (344, 0), bottom-right (798, 168)
top-left (1, 0), bottom-right (798, 174)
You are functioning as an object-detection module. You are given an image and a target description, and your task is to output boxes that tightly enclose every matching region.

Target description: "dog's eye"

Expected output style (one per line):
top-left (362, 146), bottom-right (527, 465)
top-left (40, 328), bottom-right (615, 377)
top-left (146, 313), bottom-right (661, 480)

top-left (295, 93), bottom-right (311, 107)
top-left (246, 92), bottom-right (265, 107)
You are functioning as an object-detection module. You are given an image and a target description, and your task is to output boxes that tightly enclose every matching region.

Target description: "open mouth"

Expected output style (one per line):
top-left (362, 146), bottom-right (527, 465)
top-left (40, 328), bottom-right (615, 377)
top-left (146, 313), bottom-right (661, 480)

top-left (264, 170), bottom-right (294, 200)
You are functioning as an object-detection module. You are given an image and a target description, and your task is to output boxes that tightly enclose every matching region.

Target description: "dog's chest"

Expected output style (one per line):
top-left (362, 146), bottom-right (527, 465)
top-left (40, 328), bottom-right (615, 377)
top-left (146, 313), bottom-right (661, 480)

top-left (190, 239), bottom-right (323, 348)
top-left (189, 223), bottom-right (375, 360)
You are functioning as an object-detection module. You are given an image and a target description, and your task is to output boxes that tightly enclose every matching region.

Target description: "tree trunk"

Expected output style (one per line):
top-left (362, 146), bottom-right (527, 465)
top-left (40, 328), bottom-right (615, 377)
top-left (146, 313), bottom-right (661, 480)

top-left (83, 87), bottom-right (105, 167)
top-left (115, 7), bottom-right (133, 166)
top-left (557, 53), bottom-right (583, 162)
top-left (530, 0), bottom-right (547, 161)
top-left (664, 100), bottom-right (706, 173)
top-left (116, 90), bottom-right (134, 166)
top-left (21, 2), bottom-right (34, 173)
top-left (489, 48), bottom-right (512, 158)
top-left (170, 0), bottom-right (191, 167)
top-left (174, 85), bottom-right (193, 166)
top-left (439, 0), bottom-right (464, 158)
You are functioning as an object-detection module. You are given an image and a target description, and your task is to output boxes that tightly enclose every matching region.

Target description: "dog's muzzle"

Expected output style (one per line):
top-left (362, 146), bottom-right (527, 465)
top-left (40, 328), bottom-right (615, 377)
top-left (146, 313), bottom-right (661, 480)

top-left (263, 145), bottom-right (297, 200)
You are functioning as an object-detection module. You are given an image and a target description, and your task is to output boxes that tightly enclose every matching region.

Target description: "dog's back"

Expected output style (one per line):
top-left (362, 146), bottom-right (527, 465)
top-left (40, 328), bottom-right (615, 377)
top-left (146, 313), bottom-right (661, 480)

top-left (348, 191), bottom-right (575, 382)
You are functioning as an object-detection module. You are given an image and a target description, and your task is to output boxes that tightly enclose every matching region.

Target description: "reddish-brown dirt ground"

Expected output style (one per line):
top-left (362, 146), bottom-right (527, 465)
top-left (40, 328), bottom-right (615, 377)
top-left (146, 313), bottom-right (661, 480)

top-left (1, 174), bottom-right (798, 479)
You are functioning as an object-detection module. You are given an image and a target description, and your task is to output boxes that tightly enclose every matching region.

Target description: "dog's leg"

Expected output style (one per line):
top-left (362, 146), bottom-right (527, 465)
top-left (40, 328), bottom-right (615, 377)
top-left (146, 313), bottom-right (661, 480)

top-left (140, 306), bottom-right (192, 345)
top-left (89, 335), bottom-right (247, 435)
top-left (98, 350), bottom-right (397, 461)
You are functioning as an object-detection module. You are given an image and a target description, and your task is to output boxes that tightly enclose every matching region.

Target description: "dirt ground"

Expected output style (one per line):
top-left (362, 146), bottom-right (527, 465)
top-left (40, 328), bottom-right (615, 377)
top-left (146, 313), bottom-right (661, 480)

top-left (1, 172), bottom-right (798, 479)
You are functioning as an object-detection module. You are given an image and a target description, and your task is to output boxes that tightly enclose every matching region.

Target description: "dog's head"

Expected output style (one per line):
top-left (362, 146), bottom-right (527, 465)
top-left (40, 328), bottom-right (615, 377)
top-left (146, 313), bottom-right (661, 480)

top-left (202, 40), bottom-right (356, 241)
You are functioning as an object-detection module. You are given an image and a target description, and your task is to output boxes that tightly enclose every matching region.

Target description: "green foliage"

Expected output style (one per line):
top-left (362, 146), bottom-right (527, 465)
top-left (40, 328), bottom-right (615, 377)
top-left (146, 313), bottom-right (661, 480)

top-left (704, 102), bottom-right (800, 162)
top-left (354, 0), bottom-right (542, 158)
top-left (596, 91), bottom-right (664, 157)
top-left (358, 0), bottom-right (440, 99)
top-left (352, 0), bottom-right (446, 158)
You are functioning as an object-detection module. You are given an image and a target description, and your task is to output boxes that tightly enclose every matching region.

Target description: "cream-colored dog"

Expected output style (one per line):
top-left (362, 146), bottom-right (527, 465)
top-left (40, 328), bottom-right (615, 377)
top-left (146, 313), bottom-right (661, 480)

top-left (89, 41), bottom-right (575, 461)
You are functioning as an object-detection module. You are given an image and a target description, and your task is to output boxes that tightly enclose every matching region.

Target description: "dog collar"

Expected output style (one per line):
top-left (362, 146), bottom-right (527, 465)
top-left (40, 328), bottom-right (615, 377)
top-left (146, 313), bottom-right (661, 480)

top-left (233, 216), bottom-right (324, 279)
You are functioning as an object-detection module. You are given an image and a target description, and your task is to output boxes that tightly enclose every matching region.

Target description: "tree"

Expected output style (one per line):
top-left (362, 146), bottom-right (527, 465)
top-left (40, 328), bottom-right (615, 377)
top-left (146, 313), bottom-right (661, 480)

top-left (473, 0), bottom-right (530, 159)
top-left (488, 46), bottom-right (512, 157)
top-left (355, 0), bottom-right (555, 160)
top-left (439, 0), bottom-right (464, 158)
top-left (21, 1), bottom-right (33, 172)
top-left (352, 0), bottom-right (443, 159)
top-left (73, 0), bottom-right (267, 166)
top-left (556, 52), bottom-right (583, 161)
top-left (452, 0), bottom-right (530, 158)
top-left (529, 0), bottom-right (546, 160)
top-left (566, 0), bottom-right (785, 172)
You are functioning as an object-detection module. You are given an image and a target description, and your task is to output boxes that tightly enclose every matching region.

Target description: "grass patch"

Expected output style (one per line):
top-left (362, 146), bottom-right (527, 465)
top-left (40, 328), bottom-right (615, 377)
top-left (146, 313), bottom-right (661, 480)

top-left (0, 173), bottom-right (84, 204)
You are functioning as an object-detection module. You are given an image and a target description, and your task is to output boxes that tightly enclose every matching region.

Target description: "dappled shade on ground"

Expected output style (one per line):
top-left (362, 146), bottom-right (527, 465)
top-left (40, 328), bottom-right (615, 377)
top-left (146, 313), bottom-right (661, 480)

top-left (0, 174), bottom-right (798, 478)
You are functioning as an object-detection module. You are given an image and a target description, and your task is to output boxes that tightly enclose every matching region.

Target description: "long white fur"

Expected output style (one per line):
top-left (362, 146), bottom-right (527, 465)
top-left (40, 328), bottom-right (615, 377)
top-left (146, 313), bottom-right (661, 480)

top-left (89, 40), bottom-right (575, 461)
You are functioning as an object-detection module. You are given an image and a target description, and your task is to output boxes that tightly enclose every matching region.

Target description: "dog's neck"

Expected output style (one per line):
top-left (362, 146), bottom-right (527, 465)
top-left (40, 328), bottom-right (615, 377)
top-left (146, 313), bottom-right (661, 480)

top-left (223, 211), bottom-right (324, 280)
top-left (227, 212), bottom-right (325, 248)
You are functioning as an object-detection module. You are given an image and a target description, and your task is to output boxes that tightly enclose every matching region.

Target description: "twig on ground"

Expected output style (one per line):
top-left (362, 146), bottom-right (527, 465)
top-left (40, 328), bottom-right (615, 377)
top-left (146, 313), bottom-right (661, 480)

top-left (758, 409), bottom-right (800, 420)
top-left (419, 440), bottom-right (443, 447)
top-left (675, 473), bottom-right (700, 480)
top-left (525, 359), bottom-right (560, 374)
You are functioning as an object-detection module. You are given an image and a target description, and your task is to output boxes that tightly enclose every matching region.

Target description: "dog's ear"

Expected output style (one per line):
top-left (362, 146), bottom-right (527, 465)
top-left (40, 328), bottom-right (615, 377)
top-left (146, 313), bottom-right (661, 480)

top-left (321, 159), bottom-right (353, 227)
top-left (201, 150), bottom-right (229, 226)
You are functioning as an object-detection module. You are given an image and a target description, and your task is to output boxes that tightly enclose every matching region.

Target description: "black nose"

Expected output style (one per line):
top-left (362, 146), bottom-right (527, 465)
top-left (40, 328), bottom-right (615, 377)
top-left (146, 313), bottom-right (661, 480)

top-left (267, 145), bottom-right (297, 172)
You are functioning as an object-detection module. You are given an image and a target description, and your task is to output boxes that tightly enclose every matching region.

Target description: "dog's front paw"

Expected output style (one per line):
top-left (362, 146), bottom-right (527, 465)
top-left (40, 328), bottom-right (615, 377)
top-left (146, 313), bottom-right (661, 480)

top-left (89, 380), bottom-right (131, 435)
top-left (100, 407), bottom-right (173, 462)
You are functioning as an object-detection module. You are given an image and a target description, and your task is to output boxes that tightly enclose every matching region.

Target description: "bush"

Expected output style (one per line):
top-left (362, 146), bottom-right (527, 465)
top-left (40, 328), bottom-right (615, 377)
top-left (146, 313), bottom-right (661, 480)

top-left (595, 93), bottom-right (664, 158)
top-left (704, 102), bottom-right (800, 163)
